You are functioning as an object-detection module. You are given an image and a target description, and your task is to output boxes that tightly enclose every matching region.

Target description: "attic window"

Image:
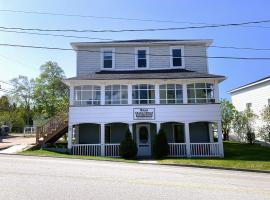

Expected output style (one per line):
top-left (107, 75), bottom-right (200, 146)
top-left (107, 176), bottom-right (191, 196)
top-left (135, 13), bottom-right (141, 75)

top-left (170, 46), bottom-right (184, 68)
top-left (135, 47), bottom-right (149, 68)
top-left (101, 48), bottom-right (115, 69)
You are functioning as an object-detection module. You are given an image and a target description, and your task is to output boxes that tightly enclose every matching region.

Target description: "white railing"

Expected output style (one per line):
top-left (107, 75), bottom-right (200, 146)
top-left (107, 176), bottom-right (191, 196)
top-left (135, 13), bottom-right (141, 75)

top-left (72, 144), bottom-right (101, 156)
top-left (190, 143), bottom-right (220, 157)
top-left (168, 143), bottom-right (187, 157)
top-left (105, 144), bottom-right (120, 157)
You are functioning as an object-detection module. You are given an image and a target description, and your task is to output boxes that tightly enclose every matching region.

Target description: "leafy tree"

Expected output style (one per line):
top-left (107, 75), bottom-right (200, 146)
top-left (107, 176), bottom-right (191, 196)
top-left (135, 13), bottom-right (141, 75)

top-left (258, 105), bottom-right (270, 143)
top-left (221, 99), bottom-right (236, 141)
top-left (152, 128), bottom-right (169, 159)
top-left (0, 96), bottom-right (11, 111)
top-left (119, 129), bottom-right (137, 159)
top-left (34, 61), bottom-right (68, 118)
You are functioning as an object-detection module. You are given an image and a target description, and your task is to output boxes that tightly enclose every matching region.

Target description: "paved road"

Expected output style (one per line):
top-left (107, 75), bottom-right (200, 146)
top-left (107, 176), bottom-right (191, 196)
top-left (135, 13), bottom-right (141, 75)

top-left (0, 155), bottom-right (269, 200)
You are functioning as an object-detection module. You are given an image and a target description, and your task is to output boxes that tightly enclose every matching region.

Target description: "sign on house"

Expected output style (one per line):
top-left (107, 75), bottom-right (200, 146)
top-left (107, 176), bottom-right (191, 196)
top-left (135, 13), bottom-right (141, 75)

top-left (133, 108), bottom-right (155, 120)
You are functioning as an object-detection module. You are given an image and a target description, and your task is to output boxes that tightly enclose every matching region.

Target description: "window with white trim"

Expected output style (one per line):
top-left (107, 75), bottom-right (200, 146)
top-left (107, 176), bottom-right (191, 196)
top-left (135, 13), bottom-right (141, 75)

top-left (135, 48), bottom-right (149, 68)
top-left (159, 84), bottom-right (183, 104)
top-left (187, 83), bottom-right (215, 103)
top-left (102, 48), bottom-right (115, 69)
top-left (132, 84), bottom-right (155, 104)
top-left (74, 85), bottom-right (101, 106)
top-left (105, 85), bottom-right (128, 105)
top-left (170, 47), bottom-right (183, 67)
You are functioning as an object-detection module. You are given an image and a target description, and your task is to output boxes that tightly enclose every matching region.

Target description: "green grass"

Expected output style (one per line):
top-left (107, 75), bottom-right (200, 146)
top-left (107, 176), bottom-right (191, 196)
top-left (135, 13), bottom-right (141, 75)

top-left (20, 142), bottom-right (270, 171)
top-left (160, 142), bottom-right (270, 171)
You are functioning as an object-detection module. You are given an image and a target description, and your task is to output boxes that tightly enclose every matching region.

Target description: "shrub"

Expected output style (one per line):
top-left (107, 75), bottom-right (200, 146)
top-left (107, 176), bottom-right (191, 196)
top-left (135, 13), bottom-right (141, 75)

top-left (246, 128), bottom-right (255, 144)
top-left (152, 128), bottom-right (169, 159)
top-left (119, 129), bottom-right (137, 159)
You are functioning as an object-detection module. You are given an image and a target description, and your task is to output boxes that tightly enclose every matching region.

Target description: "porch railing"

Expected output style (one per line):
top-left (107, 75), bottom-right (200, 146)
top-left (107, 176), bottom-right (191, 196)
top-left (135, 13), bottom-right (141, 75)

top-left (72, 144), bottom-right (101, 156)
top-left (190, 143), bottom-right (220, 157)
top-left (168, 143), bottom-right (187, 157)
top-left (105, 144), bottom-right (120, 157)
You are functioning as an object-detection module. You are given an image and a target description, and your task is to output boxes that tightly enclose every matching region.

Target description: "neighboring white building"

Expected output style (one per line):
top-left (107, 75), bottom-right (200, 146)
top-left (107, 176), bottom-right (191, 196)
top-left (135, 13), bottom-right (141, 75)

top-left (229, 76), bottom-right (270, 134)
top-left (63, 39), bottom-right (226, 158)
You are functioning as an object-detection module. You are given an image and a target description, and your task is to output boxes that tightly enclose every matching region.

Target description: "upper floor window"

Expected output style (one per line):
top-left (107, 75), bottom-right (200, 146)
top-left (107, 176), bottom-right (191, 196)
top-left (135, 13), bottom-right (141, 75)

top-left (160, 84), bottom-right (183, 104)
top-left (187, 83), bottom-right (215, 103)
top-left (105, 85), bottom-right (128, 105)
top-left (135, 47), bottom-right (149, 68)
top-left (101, 48), bottom-right (115, 69)
top-left (170, 46), bottom-right (184, 68)
top-left (132, 84), bottom-right (155, 104)
top-left (74, 85), bottom-right (101, 106)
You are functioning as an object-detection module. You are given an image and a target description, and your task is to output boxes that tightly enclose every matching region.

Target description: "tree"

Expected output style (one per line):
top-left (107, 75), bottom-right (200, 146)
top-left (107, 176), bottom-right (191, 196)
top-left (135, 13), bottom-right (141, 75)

top-left (119, 129), bottom-right (137, 159)
top-left (258, 105), bottom-right (270, 143)
top-left (9, 75), bottom-right (35, 125)
top-left (0, 96), bottom-right (11, 111)
top-left (152, 128), bottom-right (169, 159)
top-left (221, 99), bottom-right (236, 141)
top-left (34, 61), bottom-right (69, 118)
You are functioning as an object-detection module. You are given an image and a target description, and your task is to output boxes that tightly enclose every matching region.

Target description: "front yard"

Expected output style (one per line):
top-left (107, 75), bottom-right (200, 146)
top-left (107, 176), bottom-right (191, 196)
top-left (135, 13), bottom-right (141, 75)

top-left (21, 142), bottom-right (270, 171)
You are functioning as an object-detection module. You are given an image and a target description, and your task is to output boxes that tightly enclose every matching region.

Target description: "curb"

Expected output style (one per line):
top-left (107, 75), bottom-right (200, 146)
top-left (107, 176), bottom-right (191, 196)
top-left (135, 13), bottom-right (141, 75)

top-left (1, 153), bottom-right (269, 174)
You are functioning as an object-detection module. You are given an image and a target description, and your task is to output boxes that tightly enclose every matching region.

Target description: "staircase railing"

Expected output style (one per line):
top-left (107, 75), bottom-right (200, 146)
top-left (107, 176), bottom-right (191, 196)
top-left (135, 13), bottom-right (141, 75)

top-left (36, 110), bottom-right (69, 145)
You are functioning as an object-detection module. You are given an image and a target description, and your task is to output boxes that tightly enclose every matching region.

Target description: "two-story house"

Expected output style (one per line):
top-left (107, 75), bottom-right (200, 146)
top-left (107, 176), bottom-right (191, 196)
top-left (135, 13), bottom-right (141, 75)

top-left (63, 39), bottom-right (226, 158)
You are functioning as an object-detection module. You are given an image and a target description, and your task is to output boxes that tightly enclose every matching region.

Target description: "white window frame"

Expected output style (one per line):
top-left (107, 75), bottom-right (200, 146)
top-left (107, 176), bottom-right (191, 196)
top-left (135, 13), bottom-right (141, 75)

top-left (187, 83), bottom-right (215, 104)
top-left (170, 46), bottom-right (185, 68)
top-left (104, 85), bottom-right (128, 105)
top-left (135, 47), bottom-right (149, 69)
top-left (159, 84), bottom-right (183, 104)
top-left (132, 84), bottom-right (155, 104)
top-left (74, 85), bottom-right (101, 106)
top-left (101, 48), bottom-right (115, 69)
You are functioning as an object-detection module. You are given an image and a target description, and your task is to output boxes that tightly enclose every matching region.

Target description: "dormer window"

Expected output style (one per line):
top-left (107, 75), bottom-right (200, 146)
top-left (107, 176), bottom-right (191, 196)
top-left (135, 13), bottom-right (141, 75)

top-left (101, 48), bottom-right (115, 69)
top-left (135, 47), bottom-right (149, 68)
top-left (170, 46), bottom-right (184, 68)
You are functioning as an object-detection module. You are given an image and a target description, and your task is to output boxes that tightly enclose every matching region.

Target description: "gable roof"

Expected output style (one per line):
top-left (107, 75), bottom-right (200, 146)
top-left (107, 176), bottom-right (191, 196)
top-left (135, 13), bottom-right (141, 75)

top-left (229, 76), bottom-right (270, 94)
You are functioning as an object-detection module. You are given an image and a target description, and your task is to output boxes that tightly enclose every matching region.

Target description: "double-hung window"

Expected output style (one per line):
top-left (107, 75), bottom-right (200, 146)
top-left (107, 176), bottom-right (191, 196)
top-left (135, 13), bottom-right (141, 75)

top-left (101, 48), bottom-right (115, 69)
top-left (159, 84), bottom-right (183, 104)
top-left (135, 47), bottom-right (149, 68)
top-left (187, 83), bottom-right (215, 103)
top-left (132, 84), bottom-right (155, 104)
top-left (105, 85), bottom-right (128, 105)
top-left (74, 85), bottom-right (101, 106)
top-left (170, 46), bottom-right (184, 68)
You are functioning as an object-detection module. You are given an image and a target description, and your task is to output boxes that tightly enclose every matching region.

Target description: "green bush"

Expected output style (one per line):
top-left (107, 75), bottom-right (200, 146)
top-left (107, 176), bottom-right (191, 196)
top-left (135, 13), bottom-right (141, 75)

top-left (119, 129), bottom-right (137, 159)
top-left (152, 128), bottom-right (169, 159)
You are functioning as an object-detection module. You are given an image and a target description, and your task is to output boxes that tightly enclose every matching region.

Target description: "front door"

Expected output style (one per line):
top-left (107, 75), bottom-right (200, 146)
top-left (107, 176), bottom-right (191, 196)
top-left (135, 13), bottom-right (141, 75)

top-left (136, 124), bottom-right (151, 157)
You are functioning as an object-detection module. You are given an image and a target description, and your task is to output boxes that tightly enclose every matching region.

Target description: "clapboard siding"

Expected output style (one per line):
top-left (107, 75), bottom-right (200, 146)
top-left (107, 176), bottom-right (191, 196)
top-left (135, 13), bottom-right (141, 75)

top-left (76, 45), bottom-right (208, 75)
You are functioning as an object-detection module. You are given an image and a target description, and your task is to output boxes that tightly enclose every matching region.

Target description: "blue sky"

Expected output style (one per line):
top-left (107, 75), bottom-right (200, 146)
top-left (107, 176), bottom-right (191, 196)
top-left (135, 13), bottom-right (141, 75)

top-left (0, 0), bottom-right (270, 99)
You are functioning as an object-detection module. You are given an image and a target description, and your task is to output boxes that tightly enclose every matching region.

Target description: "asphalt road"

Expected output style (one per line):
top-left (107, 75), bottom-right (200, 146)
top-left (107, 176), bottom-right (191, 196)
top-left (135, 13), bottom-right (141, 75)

top-left (0, 155), bottom-right (269, 200)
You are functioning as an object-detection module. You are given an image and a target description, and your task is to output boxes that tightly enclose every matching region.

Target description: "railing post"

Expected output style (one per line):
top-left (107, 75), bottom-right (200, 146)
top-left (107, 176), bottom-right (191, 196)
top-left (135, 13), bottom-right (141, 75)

top-left (217, 120), bottom-right (224, 158)
top-left (184, 122), bottom-right (191, 158)
top-left (100, 123), bottom-right (105, 156)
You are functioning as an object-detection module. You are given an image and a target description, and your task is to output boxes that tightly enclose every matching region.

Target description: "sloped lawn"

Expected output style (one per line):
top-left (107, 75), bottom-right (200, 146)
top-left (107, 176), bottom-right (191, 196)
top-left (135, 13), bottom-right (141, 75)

top-left (159, 142), bottom-right (270, 171)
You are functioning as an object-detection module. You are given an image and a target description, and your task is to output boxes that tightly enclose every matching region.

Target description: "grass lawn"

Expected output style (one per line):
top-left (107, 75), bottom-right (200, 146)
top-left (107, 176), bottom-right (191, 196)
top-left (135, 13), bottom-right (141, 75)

top-left (21, 142), bottom-right (270, 171)
top-left (160, 142), bottom-right (270, 171)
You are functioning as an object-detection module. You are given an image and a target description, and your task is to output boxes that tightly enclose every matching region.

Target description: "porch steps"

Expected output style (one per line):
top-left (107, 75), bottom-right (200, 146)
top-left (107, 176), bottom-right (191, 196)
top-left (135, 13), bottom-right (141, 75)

top-left (36, 111), bottom-right (68, 147)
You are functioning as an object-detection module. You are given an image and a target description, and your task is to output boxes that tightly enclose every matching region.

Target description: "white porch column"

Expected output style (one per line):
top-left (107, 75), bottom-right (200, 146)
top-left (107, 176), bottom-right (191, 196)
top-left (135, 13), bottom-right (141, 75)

top-left (69, 86), bottom-right (74, 106)
top-left (68, 125), bottom-right (73, 151)
top-left (128, 85), bottom-right (132, 104)
top-left (101, 85), bottom-right (105, 105)
top-left (155, 84), bottom-right (160, 104)
top-left (184, 122), bottom-right (191, 158)
top-left (208, 123), bottom-right (214, 143)
top-left (100, 123), bottom-right (105, 156)
top-left (156, 122), bottom-right (161, 133)
top-left (75, 125), bottom-right (79, 144)
top-left (214, 83), bottom-right (220, 103)
top-left (217, 120), bottom-right (224, 157)
top-left (183, 84), bottom-right (188, 104)
top-left (129, 124), bottom-right (133, 139)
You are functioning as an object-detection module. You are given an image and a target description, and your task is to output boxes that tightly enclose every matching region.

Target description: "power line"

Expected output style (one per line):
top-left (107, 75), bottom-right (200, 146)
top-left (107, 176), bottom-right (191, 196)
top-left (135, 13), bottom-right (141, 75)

top-left (1, 19), bottom-right (270, 33)
top-left (1, 28), bottom-right (270, 52)
top-left (1, 43), bottom-right (270, 60)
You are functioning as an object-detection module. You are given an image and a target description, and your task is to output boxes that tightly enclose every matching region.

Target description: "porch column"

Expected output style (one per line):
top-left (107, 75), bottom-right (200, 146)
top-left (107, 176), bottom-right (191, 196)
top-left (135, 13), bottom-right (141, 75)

top-left (214, 83), bottom-right (219, 103)
top-left (155, 84), bottom-right (160, 104)
top-left (156, 122), bottom-right (161, 133)
top-left (183, 84), bottom-right (188, 104)
top-left (101, 85), bottom-right (105, 105)
top-left (75, 125), bottom-right (79, 144)
top-left (129, 123), bottom-right (133, 139)
top-left (67, 125), bottom-right (73, 151)
top-left (128, 85), bottom-right (132, 104)
top-left (69, 86), bottom-right (74, 106)
top-left (208, 123), bottom-right (214, 143)
top-left (184, 122), bottom-right (191, 158)
top-left (217, 120), bottom-right (224, 157)
top-left (100, 123), bottom-right (105, 156)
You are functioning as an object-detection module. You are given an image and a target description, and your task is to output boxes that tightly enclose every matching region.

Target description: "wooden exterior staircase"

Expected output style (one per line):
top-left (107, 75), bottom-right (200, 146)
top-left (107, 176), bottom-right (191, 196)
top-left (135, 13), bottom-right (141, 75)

top-left (36, 111), bottom-right (68, 146)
